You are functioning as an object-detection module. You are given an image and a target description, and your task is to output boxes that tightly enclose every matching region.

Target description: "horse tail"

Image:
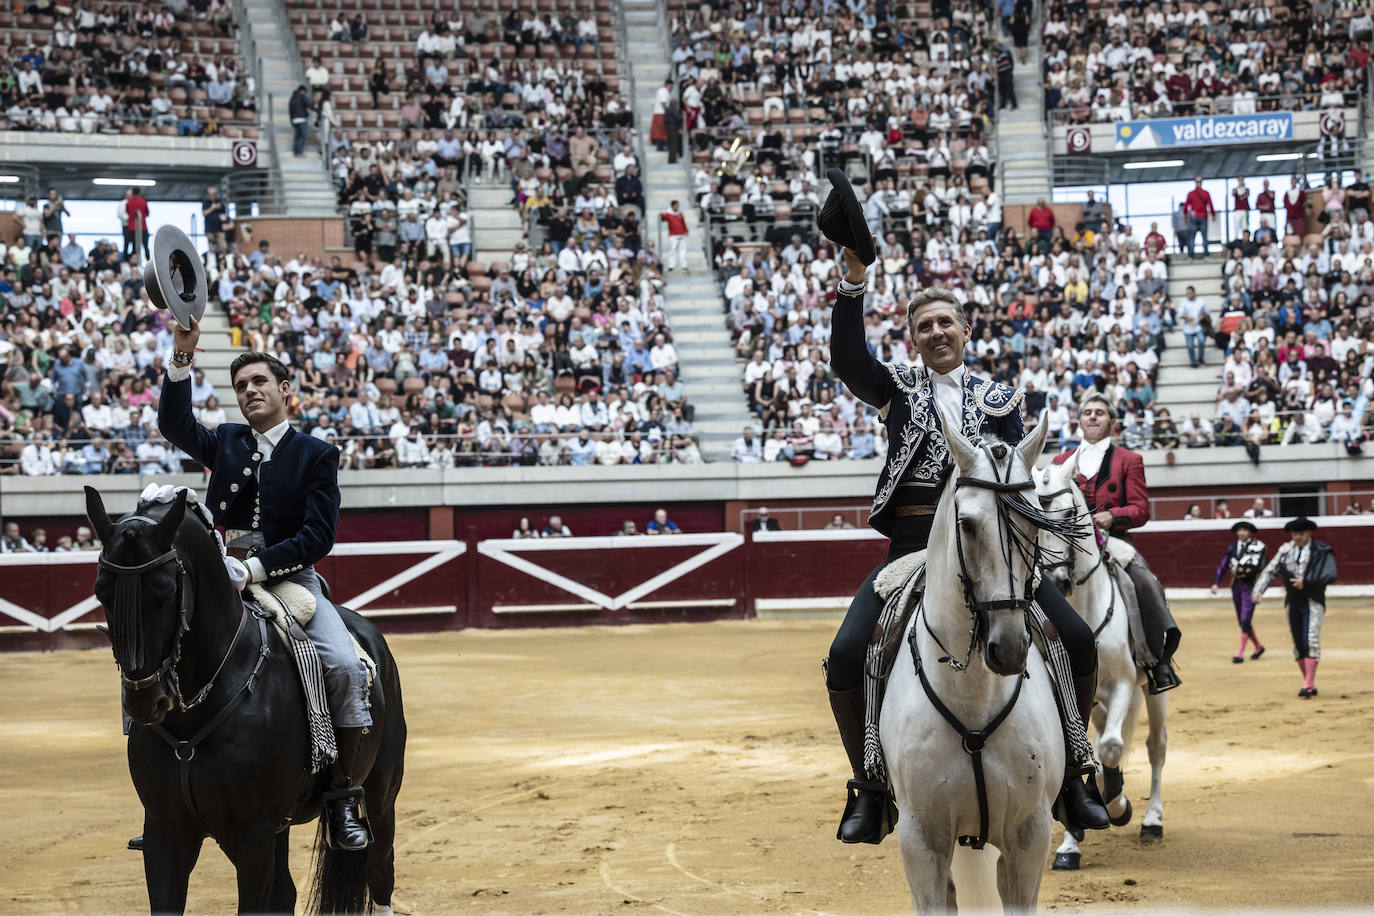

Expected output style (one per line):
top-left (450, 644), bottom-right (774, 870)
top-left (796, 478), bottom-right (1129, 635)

top-left (306, 820), bottom-right (372, 916)
top-left (949, 845), bottom-right (1002, 912)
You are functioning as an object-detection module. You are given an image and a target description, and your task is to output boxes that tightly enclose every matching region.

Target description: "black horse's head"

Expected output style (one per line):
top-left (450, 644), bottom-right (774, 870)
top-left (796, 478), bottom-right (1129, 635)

top-left (85, 487), bottom-right (191, 726)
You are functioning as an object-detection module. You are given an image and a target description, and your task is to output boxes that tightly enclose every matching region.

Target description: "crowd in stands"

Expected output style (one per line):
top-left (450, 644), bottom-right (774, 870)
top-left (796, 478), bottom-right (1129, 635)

top-left (1, 181), bottom-right (703, 474)
top-left (671, 0), bottom-right (1008, 251)
top-left (1196, 168), bottom-right (1374, 456)
top-left (0, 191), bottom-right (202, 477)
top-left (718, 164), bottom-right (1374, 463)
top-left (215, 219), bottom-right (703, 468)
top-left (0, 0), bottom-right (256, 136)
top-left (1041, 0), bottom-right (1373, 123)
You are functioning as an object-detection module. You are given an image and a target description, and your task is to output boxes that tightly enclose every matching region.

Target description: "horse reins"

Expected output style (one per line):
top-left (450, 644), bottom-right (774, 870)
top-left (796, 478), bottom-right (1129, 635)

top-left (906, 442), bottom-right (1041, 850)
top-left (1037, 486), bottom-right (1117, 638)
top-left (926, 442), bottom-right (1041, 669)
top-left (98, 534), bottom-right (247, 714)
top-left (97, 516), bottom-right (273, 839)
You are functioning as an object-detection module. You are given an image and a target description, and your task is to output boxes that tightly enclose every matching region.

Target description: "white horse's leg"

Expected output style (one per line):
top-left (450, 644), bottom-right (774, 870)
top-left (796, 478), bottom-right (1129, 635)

top-left (1001, 818), bottom-right (1052, 915)
top-left (1051, 824), bottom-right (1082, 871)
top-left (950, 845), bottom-right (1001, 914)
top-left (896, 818), bottom-right (953, 914)
top-left (1140, 689), bottom-right (1168, 843)
top-left (1095, 670), bottom-right (1134, 770)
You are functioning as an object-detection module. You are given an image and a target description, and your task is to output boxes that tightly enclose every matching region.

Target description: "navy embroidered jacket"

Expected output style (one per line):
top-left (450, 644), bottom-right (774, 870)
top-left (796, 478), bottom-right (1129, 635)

top-left (158, 371), bottom-right (341, 583)
top-left (832, 288), bottom-right (1025, 536)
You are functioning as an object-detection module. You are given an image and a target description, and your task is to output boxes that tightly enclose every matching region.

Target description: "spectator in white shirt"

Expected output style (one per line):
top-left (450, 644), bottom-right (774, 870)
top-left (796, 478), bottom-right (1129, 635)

top-left (731, 428), bottom-right (762, 462)
top-left (648, 333), bottom-right (678, 371)
top-left (21, 433), bottom-right (58, 476)
top-left (136, 430), bottom-right (172, 473)
top-left (81, 391), bottom-right (114, 434)
top-left (1281, 412), bottom-right (1325, 445)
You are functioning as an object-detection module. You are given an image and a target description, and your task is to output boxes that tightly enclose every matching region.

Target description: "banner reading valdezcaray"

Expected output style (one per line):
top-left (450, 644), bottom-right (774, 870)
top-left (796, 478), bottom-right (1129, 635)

top-left (1114, 113), bottom-right (1293, 150)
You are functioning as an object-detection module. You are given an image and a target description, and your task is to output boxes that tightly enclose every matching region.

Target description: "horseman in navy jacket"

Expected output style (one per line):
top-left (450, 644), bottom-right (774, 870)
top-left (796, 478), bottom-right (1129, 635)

top-left (157, 317), bottom-right (372, 850)
top-left (824, 242), bottom-right (1109, 845)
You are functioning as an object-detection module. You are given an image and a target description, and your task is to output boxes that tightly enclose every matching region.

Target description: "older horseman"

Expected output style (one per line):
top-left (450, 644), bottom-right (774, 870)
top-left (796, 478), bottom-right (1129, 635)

top-left (154, 316), bottom-right (373, 851)
top-left (1051, 393), bottom-right (1182, 694)
top-left (824, 238), bottom-right (1109, 844)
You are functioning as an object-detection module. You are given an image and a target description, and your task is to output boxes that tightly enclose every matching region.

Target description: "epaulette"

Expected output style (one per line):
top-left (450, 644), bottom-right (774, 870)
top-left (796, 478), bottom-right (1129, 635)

top-left (973, 379), bottom-right (1025, 417)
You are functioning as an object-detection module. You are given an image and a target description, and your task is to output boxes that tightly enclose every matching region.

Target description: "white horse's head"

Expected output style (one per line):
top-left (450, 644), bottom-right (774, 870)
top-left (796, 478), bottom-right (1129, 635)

top-left (942, 414), bottom-right (1052, 677)
top-left (1032, 447), bottom-right (1091, 596)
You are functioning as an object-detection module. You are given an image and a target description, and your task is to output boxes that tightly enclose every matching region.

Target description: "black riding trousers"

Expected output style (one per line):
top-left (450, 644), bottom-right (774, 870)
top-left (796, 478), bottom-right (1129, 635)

top-left (826, 516), bottom-right (1096, 692)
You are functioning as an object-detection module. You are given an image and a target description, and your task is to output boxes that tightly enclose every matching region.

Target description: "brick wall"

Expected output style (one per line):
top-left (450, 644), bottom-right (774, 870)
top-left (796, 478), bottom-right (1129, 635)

top-left (236, 215), bottom-right (345, 263)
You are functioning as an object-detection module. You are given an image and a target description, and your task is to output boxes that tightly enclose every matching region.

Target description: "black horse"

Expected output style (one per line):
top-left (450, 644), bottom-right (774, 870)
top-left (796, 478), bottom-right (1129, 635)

top-left (85, 487), bottom-right (406, 915)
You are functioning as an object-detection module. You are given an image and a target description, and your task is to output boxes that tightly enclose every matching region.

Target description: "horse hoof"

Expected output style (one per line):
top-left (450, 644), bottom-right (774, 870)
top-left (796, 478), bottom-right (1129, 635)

top-left (1109, 798), bottom-right (1133, 827)
top-left (1052, 852), bottom-right (1081, 871)
top-left (1140, 823), bottom-right (1163, 844)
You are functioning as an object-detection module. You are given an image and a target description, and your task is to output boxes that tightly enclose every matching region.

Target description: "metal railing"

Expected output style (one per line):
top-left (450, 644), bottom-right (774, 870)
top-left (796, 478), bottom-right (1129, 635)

top-left (1044, 93), bottom-right (1365, 127)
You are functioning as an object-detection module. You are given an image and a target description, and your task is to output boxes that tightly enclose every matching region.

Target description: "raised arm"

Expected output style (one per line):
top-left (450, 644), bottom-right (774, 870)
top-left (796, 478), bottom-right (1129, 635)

top-left (830, 242), bottom-right (894, 409)
top-left (157, 316), bottom-right (219, 467)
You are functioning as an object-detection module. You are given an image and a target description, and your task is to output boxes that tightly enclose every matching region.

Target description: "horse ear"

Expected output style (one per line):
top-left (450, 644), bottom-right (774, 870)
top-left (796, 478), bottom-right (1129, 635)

top-left (84, 486), bottom-right (114, 547)
top-left (946, 425), bottom-right (979, 474)
top-left (152, 490), bottom-right (188, 547)
top-left (1060, 444), bottom-right (1081, 482)
top-left (1017, 410), bottom-right (1051, 468)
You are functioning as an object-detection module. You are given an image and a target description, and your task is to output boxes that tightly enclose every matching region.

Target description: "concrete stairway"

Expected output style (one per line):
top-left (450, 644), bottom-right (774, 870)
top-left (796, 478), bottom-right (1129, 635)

top-left (1152, 256), bottom-right (1226, 423)
top-left (239, 0), bottom-right (339, 216)
top-left (998, 27), bottom-right (1052, 205)
top-left (469, 184), bottom-right (525, 265)
top-left (622, 0), bottom-right (753, 460)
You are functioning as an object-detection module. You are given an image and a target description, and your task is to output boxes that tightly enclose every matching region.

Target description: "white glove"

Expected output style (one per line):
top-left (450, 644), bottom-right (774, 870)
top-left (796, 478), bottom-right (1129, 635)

top-left (224, 556), bottom-right (249, 591)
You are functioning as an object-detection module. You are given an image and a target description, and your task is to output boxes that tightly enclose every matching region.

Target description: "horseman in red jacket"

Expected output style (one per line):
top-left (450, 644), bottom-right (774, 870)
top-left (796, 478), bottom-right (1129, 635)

top-left (1053, 392), bottom-right (1182, 693)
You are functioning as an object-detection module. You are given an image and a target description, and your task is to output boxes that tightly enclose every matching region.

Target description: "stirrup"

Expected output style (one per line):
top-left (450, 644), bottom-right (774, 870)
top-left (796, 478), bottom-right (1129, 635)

top-left (321, 785), bottom-right (374, 850)
top-left (839, 779), bottom-right (898, 844)
top-left (1145, 662), bottom-right (1181, 695)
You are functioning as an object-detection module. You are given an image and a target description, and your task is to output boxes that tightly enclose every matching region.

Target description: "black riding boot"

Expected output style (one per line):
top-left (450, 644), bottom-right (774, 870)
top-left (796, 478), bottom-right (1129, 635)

top-left (1126, 556), bottom-right (1183, 694)
top-left (128, 835), bottom-right (143, 851)
top-left (324, 727), bottom-right (372, 851)
top-left (1058, 668), bottom-right (1110, 831)
top-left (828, 683), bottom-right (896, 844)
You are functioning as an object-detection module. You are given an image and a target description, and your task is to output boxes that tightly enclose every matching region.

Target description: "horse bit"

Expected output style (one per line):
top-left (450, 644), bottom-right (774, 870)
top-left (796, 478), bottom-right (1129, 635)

top-left (98, 528), bottom-right (245, 714)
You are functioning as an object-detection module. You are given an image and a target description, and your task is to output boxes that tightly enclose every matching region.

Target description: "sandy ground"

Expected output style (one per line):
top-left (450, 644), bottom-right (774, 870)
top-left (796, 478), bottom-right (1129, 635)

top-left (2, 600), bottom-right (1373, 915)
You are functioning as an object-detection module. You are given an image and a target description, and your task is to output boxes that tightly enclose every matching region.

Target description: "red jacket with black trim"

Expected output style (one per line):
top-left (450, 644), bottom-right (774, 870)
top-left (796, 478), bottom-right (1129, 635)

top-left (1051, 442), bottom-right (1150, 536)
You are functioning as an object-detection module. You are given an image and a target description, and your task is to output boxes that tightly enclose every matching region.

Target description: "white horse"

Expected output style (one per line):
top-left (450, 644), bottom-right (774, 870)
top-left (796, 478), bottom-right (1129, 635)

top-left (881, 420), bottom-right (1065, 913)
top-left (1033, 453), bottom-right (1168, 870)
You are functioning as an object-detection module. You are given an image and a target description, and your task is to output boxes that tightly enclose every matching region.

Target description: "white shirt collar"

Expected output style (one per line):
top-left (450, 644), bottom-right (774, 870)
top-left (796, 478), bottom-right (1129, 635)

top-left (930, 363), bottom-right (967, 386)
top-left (1077, 436), bottom-right (1111, 459)
top-left (253, 418), bottom-right (291, 446)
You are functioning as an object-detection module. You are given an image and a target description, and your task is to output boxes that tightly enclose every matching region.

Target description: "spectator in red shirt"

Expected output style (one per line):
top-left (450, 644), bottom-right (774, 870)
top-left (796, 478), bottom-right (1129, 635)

top-left (1255, 179), bottom-right (1276, 219)
top-left (660, 199), bottom-right (689, 272)
top-left (125, 188), bottom-right (151, 260)
top-left (1027, 197), bottom-right (1055, 245)
top-left (1144, 221), bottom-right (1167, 258)
top-left (1183, 176), bottom-right (1215, 259)
top-left (1282, 177), bottom-right (1308, 238)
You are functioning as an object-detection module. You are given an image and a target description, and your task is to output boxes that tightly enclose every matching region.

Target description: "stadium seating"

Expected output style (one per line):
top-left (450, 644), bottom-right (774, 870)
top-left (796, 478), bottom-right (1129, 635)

top-left (1040, 0), bottom-right (1372, 123)
top-left (0, 1), bottom-right (259, 138)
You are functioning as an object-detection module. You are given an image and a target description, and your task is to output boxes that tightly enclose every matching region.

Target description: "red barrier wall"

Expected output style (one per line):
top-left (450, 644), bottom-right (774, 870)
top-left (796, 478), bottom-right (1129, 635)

top-left (4, 518), bottom-right (1371, 653)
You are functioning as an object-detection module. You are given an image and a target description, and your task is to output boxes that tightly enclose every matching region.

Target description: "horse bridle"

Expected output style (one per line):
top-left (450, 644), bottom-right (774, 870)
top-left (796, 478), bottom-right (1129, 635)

top-left (1037, 484), bottom-right (1117, 638)
top-left (1037, 485), bottom-right (1108, 588)
top-left (98, 521), bottom-right (245, 713)
top-left (925, 442), bottom-right (1041, 671)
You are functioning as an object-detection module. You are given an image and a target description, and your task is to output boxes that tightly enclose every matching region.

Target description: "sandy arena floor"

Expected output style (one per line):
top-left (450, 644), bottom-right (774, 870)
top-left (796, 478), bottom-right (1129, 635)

top-left (2, 600), bottom-right (1373, 914)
